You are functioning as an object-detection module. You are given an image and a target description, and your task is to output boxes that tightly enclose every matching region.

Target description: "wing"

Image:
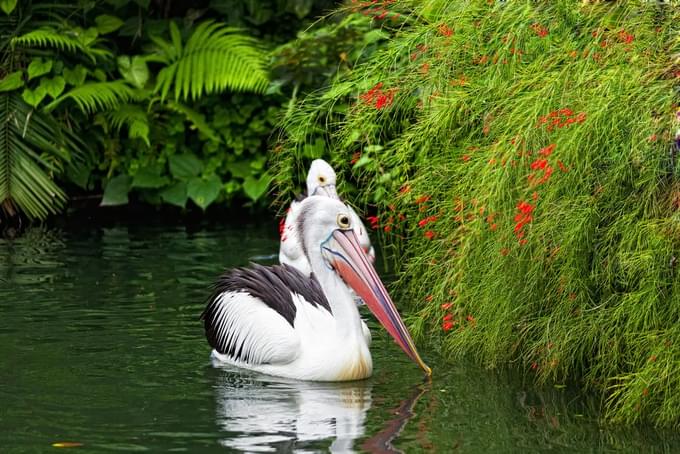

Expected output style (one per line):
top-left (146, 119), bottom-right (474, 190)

top-left (202, 264), bottom-right (331, 366)
top-left (203, 291), bottom-right (300, 365)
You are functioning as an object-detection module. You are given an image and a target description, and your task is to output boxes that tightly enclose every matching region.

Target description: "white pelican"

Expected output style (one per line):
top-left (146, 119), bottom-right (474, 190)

top-left (202, 195), bottom-right (430, 381)
top-left (279, 159), bottom-right (375, 276)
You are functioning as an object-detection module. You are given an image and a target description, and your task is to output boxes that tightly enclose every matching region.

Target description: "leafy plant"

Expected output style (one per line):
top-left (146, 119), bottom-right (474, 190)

top-left (271, 0), bottom-right (680, 427)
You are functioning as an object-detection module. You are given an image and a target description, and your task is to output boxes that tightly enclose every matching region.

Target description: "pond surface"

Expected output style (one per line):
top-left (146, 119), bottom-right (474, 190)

top-left (1, 222), bottom-right (679, 453)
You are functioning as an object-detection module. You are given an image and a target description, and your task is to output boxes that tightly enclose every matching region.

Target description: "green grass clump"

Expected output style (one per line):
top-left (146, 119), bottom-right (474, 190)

top-left (271, 0), bottom-right (680, 426)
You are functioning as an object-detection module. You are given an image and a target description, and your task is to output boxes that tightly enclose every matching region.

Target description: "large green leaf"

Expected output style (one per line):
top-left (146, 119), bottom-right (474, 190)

top-left (95, 14), bottom-right (124, 34)
top-left (0, 71), bottom-right (24, 92)
top-left (132, 166), bottom-right (169, 188)
top-left (27, 58), bottom-right (53, 80)
top-left (169, 153), bottom-right (203, 179)
top-left (40, 76), bottom-right (65, 99)
top-left (63, 65), bottom-right (88, 86)
top-left (0, 0), bottom-right (17, 15)
top-left (188, 175), bottom-right (222, 210)
top-left (117, 55), bottom-right (149, 89)
top-left (101, 174), bottom-right (131, 206)
top-left (160, 181), bottom-right (188, 208)
top-left (243, 173), bottom-right (271, 202)
top-left (21, 86), bottom-right (47, 107)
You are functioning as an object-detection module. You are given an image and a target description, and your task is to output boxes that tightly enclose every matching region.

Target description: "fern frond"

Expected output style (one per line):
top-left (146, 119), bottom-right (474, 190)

top-left (165, 100), bottom-right (220, 142)
top-left (45, 81), bottom-right (137, 114)
top-left (0, 92), bottom-right (68, 219)
top-left (106, 104), bottom-right (150, 145)
top-left (11, 28), bottom-right (111, 60)
top-left (153, 21), bottom-right (269, 101)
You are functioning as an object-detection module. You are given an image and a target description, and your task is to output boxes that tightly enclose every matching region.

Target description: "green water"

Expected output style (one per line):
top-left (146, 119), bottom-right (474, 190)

top-left (1, 223), bottom-right (679, 453)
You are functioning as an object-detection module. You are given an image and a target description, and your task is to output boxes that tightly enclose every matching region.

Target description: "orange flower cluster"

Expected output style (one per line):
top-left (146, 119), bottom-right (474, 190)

top-left (418, 215), bottom-right (438, 228)
top-left (530, 23), bottom-right (549, 38)
top-left (359, 82), bottom-right (396, 109)
top-left (351, 0), bottom-right (398, 21)
top-left (514, 200), bottom-right (535, 243)
top-left (438, 23), bottom-right (454, 37)
top-left (537, 109), bottom-right (586, 131)
top-left (366, 215), bottom-right (380, 230)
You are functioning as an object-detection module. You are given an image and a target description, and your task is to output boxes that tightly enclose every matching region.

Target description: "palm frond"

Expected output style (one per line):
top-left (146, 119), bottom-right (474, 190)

top-left (45, 81), bottom-right (137, 114)
top-left (153, 21), bottom-right (269, 101)
top-left (0, 92), bottom-right (68, 219)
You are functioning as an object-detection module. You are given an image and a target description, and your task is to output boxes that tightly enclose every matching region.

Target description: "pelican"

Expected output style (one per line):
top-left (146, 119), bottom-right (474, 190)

top-left (279, 159), bottom-right (375, 276)
top-left (202, 195), bottom-right (430, 381)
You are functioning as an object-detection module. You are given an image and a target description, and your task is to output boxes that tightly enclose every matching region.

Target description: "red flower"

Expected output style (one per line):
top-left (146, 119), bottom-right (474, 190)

top-left (618, 30), bottom-right (634, 44)
top-left (366, 216), bottom-right (380, 230)
top-left (530, 159), bottom-right (548, 170)
top-left (399, 184), bottom-right (411, 194)
top-left (418, 215), bottom-right (438, 228)
top-left (538, 144), bottom-right (556, 157)
top-left (415, 195), bottom-right (431, 204)
top-left (442, 321), bottom-right (455, 332)
top-left (438, 24), bottom-right (454, 37)
top-left (420, 62), bottom-right (430, 74)
top-left (383, 225), bottom-right (392, 233)
top-left (350, 151), bottom-right (361, 165)
top-left (425, 294), bottom-right (434, 302)
top-left (443, 313), bottom-right (453, 322)
top-left (441, 302), bottom-right (453, 310)
top-left (557, 160), bottom-right (569, 173)
top-left (462, 154), bottom-right (471, 162)
top-left (424, 230), bottom-right (436, 240)
top-left (466, 314), bottom-right (475, 323)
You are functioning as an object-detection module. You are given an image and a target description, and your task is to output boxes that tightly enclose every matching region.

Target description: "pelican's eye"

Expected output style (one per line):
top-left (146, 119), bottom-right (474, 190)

top-left (318, 175), bottom-right (326, 184)
top-left (336, 213), bottom-right (351, 229)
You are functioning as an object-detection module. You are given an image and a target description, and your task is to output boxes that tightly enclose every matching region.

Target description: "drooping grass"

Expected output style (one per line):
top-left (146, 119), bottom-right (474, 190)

top-left (271, 0), bottom-right (680, 426)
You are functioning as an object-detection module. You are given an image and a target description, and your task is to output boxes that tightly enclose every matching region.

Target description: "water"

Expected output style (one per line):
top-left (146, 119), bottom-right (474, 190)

top-left (1, 222), bottom-right (679, 453)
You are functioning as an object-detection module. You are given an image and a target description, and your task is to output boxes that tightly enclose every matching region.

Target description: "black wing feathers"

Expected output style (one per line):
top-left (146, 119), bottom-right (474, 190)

top-left (201, 264), bottom-right (331, 359)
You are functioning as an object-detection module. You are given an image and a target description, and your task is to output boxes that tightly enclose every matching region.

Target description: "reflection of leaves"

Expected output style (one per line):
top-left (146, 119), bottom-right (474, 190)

top-left (188, 175), bottom-right (222, 210)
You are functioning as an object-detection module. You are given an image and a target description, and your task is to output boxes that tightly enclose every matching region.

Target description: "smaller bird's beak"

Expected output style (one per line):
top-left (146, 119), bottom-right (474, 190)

top-left (323, 229), bottom-right (431, 376)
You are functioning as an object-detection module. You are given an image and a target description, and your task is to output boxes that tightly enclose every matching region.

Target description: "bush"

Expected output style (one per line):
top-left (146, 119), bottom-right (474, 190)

top-left (272, 0), bottom-right (680, 426)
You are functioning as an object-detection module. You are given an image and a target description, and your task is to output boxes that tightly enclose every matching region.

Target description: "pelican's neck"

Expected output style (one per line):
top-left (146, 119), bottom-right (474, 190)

top-left (308, 249), bottom-right (364, 339)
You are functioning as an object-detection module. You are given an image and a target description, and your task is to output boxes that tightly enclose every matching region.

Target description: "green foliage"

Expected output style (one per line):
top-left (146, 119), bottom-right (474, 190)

top-left (0, 92), bottom-right (74, 218)
top-left (271, 0), bottom-right (680, 426)
top-left (152, 21), bottom-right (269, 100)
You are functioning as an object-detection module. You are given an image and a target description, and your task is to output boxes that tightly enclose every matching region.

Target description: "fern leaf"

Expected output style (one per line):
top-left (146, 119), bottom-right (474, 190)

top-left (45, 81), bottom-right (136, 114)
top-left (153, 20), bottom-right (269, 101)
top-left (11, 28), bottom-right (112, 60)
top-left (165, 100), bottom-right (220, 143)
top-left (106, 104), bottom-right (150, 145)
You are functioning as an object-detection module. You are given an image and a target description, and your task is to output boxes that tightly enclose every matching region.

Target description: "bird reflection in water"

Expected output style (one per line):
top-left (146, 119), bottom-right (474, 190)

top-left (212, 364), bottom-right (431, 453)
top-left (212, 363), bottom-right (371, 453)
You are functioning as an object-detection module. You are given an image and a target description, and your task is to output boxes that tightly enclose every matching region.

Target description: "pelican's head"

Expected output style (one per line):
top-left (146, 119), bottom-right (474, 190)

top-left (306, 159), bottom-right (339, 199)
top-left (298, 196), bottom-right (431, 376)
